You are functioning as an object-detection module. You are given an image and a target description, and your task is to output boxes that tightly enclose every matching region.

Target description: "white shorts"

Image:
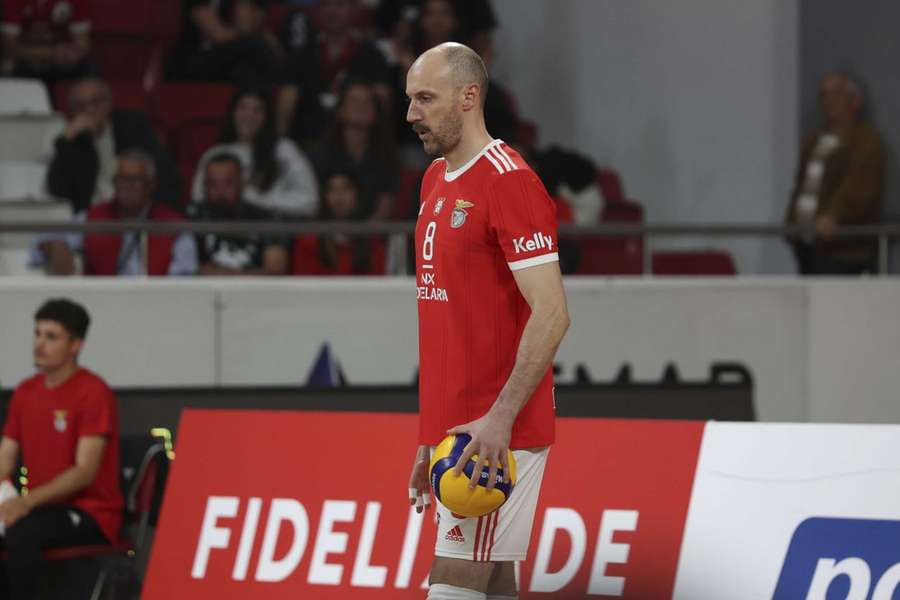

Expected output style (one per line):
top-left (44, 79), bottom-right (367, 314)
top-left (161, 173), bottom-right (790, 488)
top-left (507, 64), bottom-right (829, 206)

top-left (431, 446), bottom-right (549, 562)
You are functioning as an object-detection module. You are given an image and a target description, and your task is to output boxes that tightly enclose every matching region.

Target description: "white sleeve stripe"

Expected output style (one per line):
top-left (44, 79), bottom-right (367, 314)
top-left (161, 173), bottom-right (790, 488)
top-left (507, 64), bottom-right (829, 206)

top-left (483, 149), bottom-right (505, 174)
top-left (489, 147), bottom-right (513, 172)
top-left (495, 145), bottom-right (517, 170)
top-left (508, 252), bottom-right (559, 271)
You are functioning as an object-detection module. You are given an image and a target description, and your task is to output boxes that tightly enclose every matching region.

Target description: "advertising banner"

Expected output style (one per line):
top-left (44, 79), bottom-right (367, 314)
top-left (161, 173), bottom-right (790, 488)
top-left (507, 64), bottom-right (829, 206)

top-left (143, 411), bottom-right (704, 599)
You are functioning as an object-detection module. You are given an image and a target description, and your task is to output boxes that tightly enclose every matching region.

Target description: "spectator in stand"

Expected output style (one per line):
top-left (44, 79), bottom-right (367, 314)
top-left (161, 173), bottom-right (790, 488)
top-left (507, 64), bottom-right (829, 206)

top-left (34, 149), bottom-right (197, 276)
top-left (786, 72), bottom-right (885, 275)
top-left (46, 77), bottom-right (181, 214)
top-left (191, 87), bottom-right (319, 217)
top-left (0, 299), bottom-right (121, 599)
top-left (0, 0), bottom-right (96, 85)
top-left (385, 0), bottom-right (515, 165)
top-left (277, 0), bottom-right (392, 143)
top-left (188, 152), bottom-right (290, 275)
top-left (293, 169), bottom-right (386, 275)
top-left (308, 79), bottom-right (398, 219)
top-left (167, 0), bottom-right (283, 88)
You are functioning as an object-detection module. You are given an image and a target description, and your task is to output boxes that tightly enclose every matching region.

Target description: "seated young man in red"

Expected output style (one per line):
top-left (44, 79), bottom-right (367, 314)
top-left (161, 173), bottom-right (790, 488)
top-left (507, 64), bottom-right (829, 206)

top-left (0, 298), bottom-right (122, 599)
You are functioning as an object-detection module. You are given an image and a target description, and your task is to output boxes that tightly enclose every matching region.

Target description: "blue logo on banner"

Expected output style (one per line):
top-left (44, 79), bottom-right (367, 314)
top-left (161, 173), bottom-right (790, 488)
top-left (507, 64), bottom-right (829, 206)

top-left (773, 517), bottom-right (900, 600)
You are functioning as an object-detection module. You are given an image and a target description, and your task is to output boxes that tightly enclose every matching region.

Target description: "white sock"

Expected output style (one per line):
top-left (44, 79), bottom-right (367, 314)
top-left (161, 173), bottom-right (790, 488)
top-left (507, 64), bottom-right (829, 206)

top-left (427, 583), bottom-right (487, 599)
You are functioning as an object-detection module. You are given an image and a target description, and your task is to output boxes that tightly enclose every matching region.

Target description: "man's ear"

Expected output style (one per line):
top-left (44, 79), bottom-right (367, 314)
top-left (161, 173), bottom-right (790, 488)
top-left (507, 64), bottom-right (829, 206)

top-left (461, 83), bottom-right (480, 112)
top-left (70, 337), bottom-right (85, 357)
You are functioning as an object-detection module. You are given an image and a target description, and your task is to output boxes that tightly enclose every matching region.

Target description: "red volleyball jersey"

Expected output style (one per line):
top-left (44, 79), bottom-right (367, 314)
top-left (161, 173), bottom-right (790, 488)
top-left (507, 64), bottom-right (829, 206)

top-left (3, 368), bottom-right (123, 543)
top-left (415, 139), bottom-right (558, 449)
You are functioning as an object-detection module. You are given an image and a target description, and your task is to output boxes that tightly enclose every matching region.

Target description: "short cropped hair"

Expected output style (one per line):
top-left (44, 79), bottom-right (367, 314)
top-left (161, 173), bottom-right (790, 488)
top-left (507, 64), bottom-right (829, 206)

top-left (34, 298), bottom-right (91, 340)
top-left (206, 151), bottom-right (244, 175)
top-left (118, 147), bottom-right (157, 180)
top-left (444, 43), bottom-right (489, 107)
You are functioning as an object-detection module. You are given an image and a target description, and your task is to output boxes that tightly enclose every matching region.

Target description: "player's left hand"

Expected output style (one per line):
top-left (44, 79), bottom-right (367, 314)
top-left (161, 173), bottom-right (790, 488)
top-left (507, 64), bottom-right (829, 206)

top-left (0, 496), bottom-right (31, 528)
top-left (447, 408), bottom-right (514, 492)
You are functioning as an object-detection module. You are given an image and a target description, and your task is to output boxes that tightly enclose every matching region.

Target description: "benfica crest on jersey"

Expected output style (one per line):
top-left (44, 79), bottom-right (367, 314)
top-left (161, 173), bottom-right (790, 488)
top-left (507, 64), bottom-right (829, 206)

top-left (53, 410), bottom-right (68, 432)
top-left (451, 199), bottom-right (474, 229)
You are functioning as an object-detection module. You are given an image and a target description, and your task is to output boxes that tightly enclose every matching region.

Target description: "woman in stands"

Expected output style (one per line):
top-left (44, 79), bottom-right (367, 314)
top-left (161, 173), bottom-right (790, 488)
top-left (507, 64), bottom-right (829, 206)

top-left (191, 87), bottom-right (319, 216)
top-left (308, 79), bottom-right (398, 220)
top-left (292, 170), bottom-right (386, 276)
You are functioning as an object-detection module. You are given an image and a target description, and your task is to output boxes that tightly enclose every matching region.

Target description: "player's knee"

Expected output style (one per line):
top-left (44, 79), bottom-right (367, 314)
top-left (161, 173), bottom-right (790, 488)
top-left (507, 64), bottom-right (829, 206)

top-left (430, 556), bottom-right (494, 593)
top-left (427, 583), bottom-right (487, 599)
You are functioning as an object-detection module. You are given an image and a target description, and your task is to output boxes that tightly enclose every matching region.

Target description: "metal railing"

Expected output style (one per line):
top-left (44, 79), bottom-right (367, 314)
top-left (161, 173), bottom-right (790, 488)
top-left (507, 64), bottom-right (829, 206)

top-left (2, 220), bottom-right (898, 274)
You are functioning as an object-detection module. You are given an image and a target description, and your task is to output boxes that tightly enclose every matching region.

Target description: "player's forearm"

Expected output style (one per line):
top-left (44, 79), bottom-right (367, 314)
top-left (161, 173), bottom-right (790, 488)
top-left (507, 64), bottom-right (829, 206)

top-left (23, 465), bottom-right (94, 509)
top-left (492, 301), bottom-right (569, 424)
top-left (0, 457), bottom-right (17, 483)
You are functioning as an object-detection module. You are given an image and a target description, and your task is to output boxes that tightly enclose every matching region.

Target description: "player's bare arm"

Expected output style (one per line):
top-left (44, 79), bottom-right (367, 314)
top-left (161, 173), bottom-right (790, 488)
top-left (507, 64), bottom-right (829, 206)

top-left (7, 435), bottom-right (106, 523)
top-left (449, 261), bottom-right (569, 489)
top-left (0, 437), bottom-right (19, 483)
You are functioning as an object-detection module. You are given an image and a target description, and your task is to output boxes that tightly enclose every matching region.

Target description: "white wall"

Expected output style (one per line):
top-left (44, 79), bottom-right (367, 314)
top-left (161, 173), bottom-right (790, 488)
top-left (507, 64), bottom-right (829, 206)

top-left (2, 278), bottom-right (900, 426)
top-left (491, 0), bottom-right (799, 274)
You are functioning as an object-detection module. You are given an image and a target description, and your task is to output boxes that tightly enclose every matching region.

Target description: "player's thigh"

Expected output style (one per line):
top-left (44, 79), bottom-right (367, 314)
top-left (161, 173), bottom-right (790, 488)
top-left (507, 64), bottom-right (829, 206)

top-left (486, 561), bottom-right (517, 596)
top-left (430, 555), bottom-right (494, 593)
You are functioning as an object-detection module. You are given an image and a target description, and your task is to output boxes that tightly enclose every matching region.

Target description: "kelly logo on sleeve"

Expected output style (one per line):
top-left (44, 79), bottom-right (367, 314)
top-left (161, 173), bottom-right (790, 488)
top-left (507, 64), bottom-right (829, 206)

top-left (512, 233), bottom-right (554, 254)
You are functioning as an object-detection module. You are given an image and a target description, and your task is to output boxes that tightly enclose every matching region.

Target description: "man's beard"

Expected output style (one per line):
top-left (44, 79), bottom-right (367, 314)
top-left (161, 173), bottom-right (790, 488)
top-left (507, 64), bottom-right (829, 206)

top-left (413, 111), bottom-right (463, 156)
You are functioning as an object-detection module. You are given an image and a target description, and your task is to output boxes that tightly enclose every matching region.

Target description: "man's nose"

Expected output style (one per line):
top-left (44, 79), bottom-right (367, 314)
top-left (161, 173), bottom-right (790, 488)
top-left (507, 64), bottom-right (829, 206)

top-left (406, 102), bottom-right (420, 123)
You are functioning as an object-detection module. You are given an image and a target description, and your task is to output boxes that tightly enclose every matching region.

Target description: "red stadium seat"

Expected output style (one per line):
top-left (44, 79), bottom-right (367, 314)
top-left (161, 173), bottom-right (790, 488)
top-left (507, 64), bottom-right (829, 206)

top-left (268, 3), bottom-right (305, 32)
top-left (651, 250), bottom-right (737, 276)
top-left (597, 168), bottom-right (626, 204)
top-left (90, 0), bottom-right (181, 39)
top-left (91, 35), bottom-right (165, 84)
top-left (152, 83), bottom-right (234, 140)
top-left (53, 82), bottom-right (151, 114)
top-left (171, 120), bottom-right (221, 167)
top-left (575, 198), bottom-right (644, 275)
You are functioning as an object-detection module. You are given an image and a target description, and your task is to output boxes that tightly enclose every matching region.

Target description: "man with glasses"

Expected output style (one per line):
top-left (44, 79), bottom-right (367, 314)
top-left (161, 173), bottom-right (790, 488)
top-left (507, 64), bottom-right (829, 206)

top-left (46, 77), bottom-right (181, 214)
top-left (35, 149), bottom-right (197, 276)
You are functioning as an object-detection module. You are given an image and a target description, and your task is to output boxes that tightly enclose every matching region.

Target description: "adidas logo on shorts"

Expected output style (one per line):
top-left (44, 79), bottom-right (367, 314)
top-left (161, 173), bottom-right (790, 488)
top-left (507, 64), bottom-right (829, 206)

top-left (445, 525), bottom-right (466, 543)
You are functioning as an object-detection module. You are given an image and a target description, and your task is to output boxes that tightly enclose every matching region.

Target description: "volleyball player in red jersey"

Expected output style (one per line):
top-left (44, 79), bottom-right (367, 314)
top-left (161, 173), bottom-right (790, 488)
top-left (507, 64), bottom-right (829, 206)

top-left (405, 43), bottom-right (570, 600)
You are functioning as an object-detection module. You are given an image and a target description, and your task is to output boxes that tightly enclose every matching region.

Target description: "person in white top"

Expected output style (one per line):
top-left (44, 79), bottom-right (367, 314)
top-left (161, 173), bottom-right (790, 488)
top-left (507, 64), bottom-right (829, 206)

top-left (191, 87), bottom-right (319, 217)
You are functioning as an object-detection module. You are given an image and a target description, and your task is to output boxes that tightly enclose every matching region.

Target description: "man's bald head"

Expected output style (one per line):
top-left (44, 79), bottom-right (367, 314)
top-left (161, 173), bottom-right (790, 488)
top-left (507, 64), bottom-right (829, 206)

top-left (417, 42), bottom-right (489, 107)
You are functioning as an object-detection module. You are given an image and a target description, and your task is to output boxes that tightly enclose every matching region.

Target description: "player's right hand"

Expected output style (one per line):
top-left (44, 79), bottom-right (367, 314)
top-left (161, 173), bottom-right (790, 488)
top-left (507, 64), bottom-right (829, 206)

top-left (408, 444), bottom-right (432, 514)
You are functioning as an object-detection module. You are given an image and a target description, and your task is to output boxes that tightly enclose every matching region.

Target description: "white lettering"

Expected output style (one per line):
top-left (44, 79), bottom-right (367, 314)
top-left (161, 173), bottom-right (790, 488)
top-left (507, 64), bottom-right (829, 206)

top-left (512, 232), bottom-right (554, 254)
top-left (588, 509), bottom-right (639, 595)
top-left (806, 557), bottom-right (870, 600)
top-left (308, 500), bottom-right (356, 585)
top-left (351, 502), bottom-right (388, 587)
top-left (255, 499), bottom-right (310, 582)
top-left (422, 273), bottom-right (435, 285)
top-left (192, 496), bottom-right (239, 579)
top-left (416, 287), bottom-right (449, 302)
top-left (872, 563), bottom-right (900, 600)
top-left (232, 497), bottom-right (262, 580)
top-left (394, 507), bottom-right (424, 588)
top-left (529, 507), bottom-right (586, 593)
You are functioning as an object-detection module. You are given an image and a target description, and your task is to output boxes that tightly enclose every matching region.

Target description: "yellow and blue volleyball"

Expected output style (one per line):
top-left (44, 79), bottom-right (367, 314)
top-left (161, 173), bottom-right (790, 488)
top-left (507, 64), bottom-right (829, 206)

top-left (429, 433), bottom-right (517, 518)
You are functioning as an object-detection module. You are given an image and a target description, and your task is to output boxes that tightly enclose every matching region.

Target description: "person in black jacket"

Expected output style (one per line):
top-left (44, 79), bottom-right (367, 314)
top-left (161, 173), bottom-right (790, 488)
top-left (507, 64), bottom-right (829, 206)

top-left (46, 77), bottom-right (181, 214)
